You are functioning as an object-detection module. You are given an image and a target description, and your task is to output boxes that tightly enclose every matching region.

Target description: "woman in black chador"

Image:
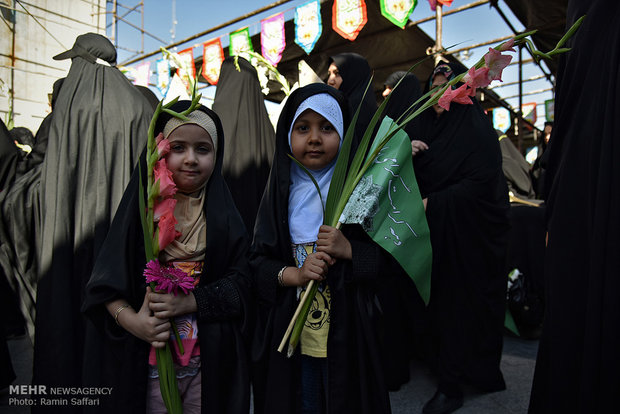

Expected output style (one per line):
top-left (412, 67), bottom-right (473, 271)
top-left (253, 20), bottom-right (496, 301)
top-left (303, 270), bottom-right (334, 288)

top-left (382, 71), bottom-right (423, 140)
top-left (529, 1), bottom-right (620, 412)
top-left (83, 101), bottom-right (252, 413)
top-left (212, 56), bottom-right (275, 235)
top-left (412, 62), bottom-right (510, 414)
top-left (327, 52), bottom-right (378, 144)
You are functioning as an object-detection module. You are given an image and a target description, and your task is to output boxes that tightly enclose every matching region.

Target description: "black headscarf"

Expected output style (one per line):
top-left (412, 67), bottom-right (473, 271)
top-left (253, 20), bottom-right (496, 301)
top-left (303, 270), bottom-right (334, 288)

top-left (413, 62), bottom-right (510, 393)
top-left (330, 53), bottom-right (378, 145)
top-left (83, 101), bottom-right (252, 413)
top-left (31, 32), bottom-right (154, 393)
top-left (382, 71), bottom-right (422, 139)
top-left (213, 56), bottom-right (275, 235)
top-left (529, 1), bottom-right (620, 412)
top-left (0, 118), bottom-right (19, 192)
top-left (250, 83), bottom-right (416, 414)
top-left (16, 78), bottom-right (66, 176)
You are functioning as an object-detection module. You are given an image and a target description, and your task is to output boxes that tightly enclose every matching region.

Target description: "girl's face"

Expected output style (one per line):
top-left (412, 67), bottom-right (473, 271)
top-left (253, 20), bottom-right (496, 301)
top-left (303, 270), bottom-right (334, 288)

top-left (290, 109), bottom-right (340, 171)
top-left (166, 124), bottom-right (215, 193)
top-left (327, 64), bottom-right (343, 90)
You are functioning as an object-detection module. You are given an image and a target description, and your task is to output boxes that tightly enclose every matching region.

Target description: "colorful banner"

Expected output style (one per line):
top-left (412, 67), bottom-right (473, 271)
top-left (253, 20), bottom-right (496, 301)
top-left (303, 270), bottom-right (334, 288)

top-left (133, 61), bottom-right (151, 86)
top-left (493, 107), bottom-right (511, 133)
top-left (428, 0), bottom-right (453, 11)
top-left (176, 47), bottom-right (196, 93)
top-left (545, 99), bottom-right (554, 122)
top-left (295, 0), bottom-right (322, 54)
top-left (202, 38), bottom-right (225, 85)
top-left (229, 27), bottom-right (253, 57)
top-left (261, 13), bottom-right (286, 67)
top-left (381, 0), bottom-right (417, 29)
top-left (332, 0), bottom-right (368, 41)
top-left (522, 102), bottom-right (537, 125)
top-left (156, 59), bottom-right (171, 95)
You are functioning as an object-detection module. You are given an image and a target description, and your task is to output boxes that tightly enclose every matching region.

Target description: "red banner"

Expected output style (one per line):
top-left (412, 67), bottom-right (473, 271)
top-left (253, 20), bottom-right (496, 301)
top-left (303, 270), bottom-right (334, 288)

top-left (332, 0), bottom-right (368, 41)
top-left (202, 38), bottom-right (224, 85)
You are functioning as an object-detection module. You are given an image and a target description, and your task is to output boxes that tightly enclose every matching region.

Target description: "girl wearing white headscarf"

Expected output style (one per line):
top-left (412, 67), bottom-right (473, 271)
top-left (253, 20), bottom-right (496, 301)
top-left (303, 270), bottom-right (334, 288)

top-left (250, 83), bottom-right (416, 414)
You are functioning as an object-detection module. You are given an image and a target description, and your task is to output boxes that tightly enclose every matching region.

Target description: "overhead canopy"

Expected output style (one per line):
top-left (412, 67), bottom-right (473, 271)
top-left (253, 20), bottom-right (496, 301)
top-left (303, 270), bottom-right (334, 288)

top-left (503, 0), bottom-right (568, 75)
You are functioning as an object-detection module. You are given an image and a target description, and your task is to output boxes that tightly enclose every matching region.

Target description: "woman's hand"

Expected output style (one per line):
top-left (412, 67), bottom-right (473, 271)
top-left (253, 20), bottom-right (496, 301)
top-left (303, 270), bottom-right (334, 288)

top-left (411, 140), bottom-right (429, 157)
top-left (109, 287), bottom-right (171, 348)
top-left (281, 251), bottom-right (332, 287)
top-left (317, 225), bottom-right (352, 260)
top-left (148, 289), bottom-right (197, 319)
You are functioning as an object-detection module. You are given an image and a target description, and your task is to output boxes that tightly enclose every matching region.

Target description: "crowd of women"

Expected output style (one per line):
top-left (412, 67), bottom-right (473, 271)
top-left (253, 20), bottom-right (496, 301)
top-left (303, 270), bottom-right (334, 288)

top-left (1, 1), bottom-right (619, 412)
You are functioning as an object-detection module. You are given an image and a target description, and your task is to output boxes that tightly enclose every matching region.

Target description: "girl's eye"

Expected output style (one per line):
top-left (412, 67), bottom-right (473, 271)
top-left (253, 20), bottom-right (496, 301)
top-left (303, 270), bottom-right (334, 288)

top-left (197, 146), bottom-right (211, 154)
top-left (171, 144), bottom-right (184, 151)
top-left (296, 124), bottom-right (309, 132)
top-left (321, 124), bottom-right (334, 132)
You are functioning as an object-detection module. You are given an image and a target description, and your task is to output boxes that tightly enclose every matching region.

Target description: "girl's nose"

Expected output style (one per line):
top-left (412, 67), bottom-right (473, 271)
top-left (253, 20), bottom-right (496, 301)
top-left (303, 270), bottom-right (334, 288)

top-left (185, 149), bottom-right (198, 164)
top-left (307, 128), bottom-right (321, 143)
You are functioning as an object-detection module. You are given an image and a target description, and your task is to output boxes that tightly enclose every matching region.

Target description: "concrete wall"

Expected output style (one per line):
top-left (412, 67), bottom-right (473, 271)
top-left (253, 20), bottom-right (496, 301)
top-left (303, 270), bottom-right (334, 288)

top-left (0, 0), bottom-right (106, 133)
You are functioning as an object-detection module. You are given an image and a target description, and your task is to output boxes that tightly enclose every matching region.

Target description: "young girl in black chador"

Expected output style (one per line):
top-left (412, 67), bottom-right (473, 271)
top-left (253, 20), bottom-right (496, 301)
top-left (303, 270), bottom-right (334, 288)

top-left (83, 101), bottom-right (252, 414)
top-left (250, 83), bottom-right (413, 414)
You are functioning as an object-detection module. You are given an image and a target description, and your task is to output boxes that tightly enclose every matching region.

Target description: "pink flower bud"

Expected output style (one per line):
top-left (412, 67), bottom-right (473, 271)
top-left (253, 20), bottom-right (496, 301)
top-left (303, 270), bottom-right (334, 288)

top-left (157, 138), bottom-right (171, 158)
top-left (155, 132), bottom-right (165, 145)
top-left (158, 212), bottom-right (179, 251)
top-left (438, 83), bottom-right (472, 111)
top-left (499, 38), bottom-right (516, 52)
top-left (463, 67), bottom-right (491, 96)
top-left (153, 159), bottom-right (177, 198)
top-left (154, 198), bottom-right (177, 222)
top-left (484, 48), bottom-right (513, 82)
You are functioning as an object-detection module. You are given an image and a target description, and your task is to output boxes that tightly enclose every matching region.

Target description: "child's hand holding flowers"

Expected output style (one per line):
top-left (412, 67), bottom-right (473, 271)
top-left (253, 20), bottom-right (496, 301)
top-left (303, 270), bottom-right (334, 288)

top-left (317, 225), bottom-right (352, 261)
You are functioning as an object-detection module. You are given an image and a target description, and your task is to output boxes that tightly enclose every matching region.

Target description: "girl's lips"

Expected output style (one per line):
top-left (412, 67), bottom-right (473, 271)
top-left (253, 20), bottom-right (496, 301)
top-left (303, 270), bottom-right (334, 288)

top-left (181, 170), bottom-right (199, 175)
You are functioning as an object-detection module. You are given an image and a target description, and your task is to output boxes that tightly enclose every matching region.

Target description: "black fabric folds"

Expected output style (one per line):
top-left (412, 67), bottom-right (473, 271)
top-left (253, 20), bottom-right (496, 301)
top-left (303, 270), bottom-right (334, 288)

top-left (0, 118), bottom-right (19, 192)
top-left (25, 33), bottom-right (154, 400)
top-left (212, 56), bottom-right (275, 234)
top-left (249, 83), bottom-right (415, 414)
top-left (330, 53), bottom-right (378, 145)
top-left (529, 2), bottom-right (620, 412)
top-left (413, 63), bottom-right (509, 393)
top-left (83, 101), bottom-right (252, 414)
top-left (16, 78), bottom-right (65, 177)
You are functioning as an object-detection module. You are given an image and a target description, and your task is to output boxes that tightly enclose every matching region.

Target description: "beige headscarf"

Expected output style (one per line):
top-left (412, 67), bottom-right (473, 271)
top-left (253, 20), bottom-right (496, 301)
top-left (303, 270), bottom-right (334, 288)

top-left (160, 188), bottom-right (207, 262)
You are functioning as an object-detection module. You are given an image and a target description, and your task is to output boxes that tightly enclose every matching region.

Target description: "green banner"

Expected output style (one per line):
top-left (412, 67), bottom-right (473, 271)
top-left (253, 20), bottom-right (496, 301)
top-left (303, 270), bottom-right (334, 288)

top-left (340, 117), bottom-right (432, 304)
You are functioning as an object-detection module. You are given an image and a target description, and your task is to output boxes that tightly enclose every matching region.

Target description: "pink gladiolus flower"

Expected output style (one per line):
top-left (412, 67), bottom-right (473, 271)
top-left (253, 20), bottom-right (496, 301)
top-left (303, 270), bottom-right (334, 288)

top-left (144, 260), bottom-right (195, 295)
top-left (155, 132), bottom-right (164, 145)
top-left (153, 159), bottom-right (177, 198)
top-left (154, 198), bottom-right (177, 222)
top-left (499, 38), bottom-right (516, 52)
top-left (438, 83), bottom-right (472, 111)
top-left (157, 138), bottom-right (170, 158)
top-left (158, 212), bottom-right (180, 251)
top-left (484, 48), bottom-right (513, 82)
top-left (463, 67), bottom-right (491, 96)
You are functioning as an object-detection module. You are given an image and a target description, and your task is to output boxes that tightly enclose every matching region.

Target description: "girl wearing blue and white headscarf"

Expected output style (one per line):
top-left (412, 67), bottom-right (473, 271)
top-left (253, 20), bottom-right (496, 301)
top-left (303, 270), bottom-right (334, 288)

top-left (250, 83), bottom-right (417, 414)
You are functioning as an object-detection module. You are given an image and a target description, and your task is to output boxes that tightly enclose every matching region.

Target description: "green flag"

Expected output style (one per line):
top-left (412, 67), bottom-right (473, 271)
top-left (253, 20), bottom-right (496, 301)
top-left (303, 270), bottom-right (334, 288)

top-left (340, 116), bottom-right (432, 304)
